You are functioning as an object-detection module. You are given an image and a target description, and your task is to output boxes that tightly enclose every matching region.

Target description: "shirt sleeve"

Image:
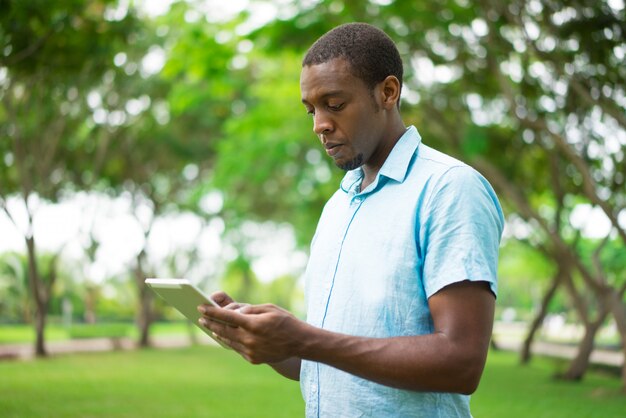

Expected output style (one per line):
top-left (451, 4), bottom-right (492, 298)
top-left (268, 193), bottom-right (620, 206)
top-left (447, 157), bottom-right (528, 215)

top-left (420, 165), bottom-right (504, 298)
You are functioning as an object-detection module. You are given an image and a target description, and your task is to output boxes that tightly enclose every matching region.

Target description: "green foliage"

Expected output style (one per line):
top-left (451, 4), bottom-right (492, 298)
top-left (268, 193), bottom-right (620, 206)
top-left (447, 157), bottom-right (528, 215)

top-left (0, 252), bottom-right (29, 322)
top-left (0, 0), bottom-right (144, 199)
top-left (93, 280), bottom-right (138, 321)
top-left (218, 255), bottom-right (301, 312)
top-left (1, 1), bottom-right (134, 78)
top-left (497, 240), bottom-right (555, 313)
top-left (0, 251), bottom-right (70, 321)
top-left (220, 255), bottom-right (258, 303)
top-left (259, 274), bottom-right (302, 314)
top-left (576, 237), bottom-right (626, 287)
top-left (210, 49), bottom-right (342, 245)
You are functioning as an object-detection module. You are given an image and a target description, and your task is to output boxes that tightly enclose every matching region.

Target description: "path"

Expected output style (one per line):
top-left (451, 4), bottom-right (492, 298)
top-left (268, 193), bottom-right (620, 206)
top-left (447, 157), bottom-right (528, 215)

top-left (496, 339), bottom-right (623, 368)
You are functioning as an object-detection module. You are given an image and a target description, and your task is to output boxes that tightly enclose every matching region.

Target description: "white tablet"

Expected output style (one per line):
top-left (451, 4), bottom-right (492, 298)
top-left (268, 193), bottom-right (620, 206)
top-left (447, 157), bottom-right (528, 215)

top-left (145, 278), bottom-right (230, 349)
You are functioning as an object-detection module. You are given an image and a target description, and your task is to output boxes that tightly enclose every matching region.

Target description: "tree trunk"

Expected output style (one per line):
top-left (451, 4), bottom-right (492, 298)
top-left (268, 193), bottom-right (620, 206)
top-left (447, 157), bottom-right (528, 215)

top-left (605, 288), bottom-right (626, 393)
top-left (137, 289), bottom-right (152, 347)
top-left (34, 299), bottom-right (47, 357)
top-left (135, 251), bottom-right (153, 348)
top-left (84, 286), bottom-right (97, 324)
top-left (559, 307), bottom-right (609, 380)
top-left (25, 235), bottom-right (47, 357)
top-left (521, 268), bottom-right (562, 364)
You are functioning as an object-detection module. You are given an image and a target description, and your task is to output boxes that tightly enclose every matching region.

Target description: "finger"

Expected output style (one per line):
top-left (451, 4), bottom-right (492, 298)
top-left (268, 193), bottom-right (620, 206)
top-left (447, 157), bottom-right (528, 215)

top-left (200, 305), bottom-right (251, 328)
top-left (197, 305), bottom-right (237, 327)
top-left (225, 302), bottom-right (251, 312)
top-left (236, 304), bottom-right (280, 315)
top-left (201, 319), bottom-right (247, 353)
top-left (210, 291), bottom-right (235, 307)
top-left (199, 317), bottom-right (227, 334)
top-left (213, 333), bottom-right (233, 347)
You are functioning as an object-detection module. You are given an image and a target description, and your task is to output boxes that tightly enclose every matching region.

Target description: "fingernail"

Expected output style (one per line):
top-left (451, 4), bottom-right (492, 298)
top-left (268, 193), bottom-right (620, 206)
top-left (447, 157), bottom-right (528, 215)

top-left (197, 305), bottom-right (206, 314)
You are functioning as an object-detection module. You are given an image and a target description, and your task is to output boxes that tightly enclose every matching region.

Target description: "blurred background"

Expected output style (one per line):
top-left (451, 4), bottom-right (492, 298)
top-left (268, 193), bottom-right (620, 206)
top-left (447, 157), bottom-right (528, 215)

top-left (1, 0), bottom-right (625, 416)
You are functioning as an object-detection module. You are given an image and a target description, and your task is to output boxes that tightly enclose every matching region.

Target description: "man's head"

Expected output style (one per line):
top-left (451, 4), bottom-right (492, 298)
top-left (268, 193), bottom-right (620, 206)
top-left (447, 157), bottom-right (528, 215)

top-left (302, 22), bottom-right (403, 100)
top-left (300, 24), bottom-right (406, 174)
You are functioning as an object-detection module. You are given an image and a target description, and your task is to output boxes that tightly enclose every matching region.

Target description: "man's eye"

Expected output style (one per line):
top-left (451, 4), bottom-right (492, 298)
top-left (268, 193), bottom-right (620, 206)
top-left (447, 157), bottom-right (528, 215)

top-left (305, 108), bottom-right (315, 116)
top-left (328, 103), bottom-right (344, 111)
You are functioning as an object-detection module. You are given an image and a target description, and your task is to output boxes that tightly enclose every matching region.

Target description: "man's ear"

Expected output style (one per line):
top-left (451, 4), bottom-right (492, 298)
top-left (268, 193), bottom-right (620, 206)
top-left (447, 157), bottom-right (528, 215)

top-left (380, 76), bottom-right (401, 110)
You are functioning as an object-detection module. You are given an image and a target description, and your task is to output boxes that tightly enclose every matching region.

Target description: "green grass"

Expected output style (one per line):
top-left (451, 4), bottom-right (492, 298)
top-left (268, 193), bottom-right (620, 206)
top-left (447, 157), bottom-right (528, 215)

top-left (0, 345), bottom-right (304, 418)
top-left (0, 324), bottom-right (69, 344)
top-left (472, 351), bottom-right (625, 417)
top-left (0, 348), bottom-right (624, 417)
top-left (0, 321), bottom-right (201, 344)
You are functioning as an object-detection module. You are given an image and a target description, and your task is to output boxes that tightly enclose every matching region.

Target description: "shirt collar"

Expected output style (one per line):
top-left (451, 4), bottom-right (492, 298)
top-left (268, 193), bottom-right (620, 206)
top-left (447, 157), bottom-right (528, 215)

top-left (340, 125), bottom-right (422, 194)
top-left (379, 125), bottom-right (421, 183)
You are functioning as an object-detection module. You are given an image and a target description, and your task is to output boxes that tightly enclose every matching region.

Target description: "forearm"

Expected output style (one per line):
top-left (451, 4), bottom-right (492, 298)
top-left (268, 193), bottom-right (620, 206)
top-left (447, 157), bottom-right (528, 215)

top-left (269, 357), bottom-right (301, 381)
top-left (295, 326), bottom-right (487, 394)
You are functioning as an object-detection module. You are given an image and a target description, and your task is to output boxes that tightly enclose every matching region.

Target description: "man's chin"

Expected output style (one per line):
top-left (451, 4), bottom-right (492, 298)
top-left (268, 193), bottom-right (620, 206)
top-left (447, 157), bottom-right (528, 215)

top-left (336, 154), bottom-right (364, 171)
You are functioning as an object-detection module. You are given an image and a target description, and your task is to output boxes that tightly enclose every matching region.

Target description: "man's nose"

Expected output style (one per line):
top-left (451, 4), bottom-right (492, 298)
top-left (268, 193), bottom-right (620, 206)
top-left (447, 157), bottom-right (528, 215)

top-left (313, 111), bottom-right (332, 136)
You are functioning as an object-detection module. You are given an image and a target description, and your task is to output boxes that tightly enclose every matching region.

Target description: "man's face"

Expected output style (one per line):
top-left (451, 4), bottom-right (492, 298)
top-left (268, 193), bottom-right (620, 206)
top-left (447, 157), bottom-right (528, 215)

top-left (300, 58), bottom-right (386, 171)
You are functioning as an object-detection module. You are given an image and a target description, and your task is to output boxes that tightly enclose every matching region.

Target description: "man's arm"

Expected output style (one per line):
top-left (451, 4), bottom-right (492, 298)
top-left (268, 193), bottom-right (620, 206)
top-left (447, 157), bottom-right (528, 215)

top-left (199, 280), bottom-right (494, 394)
top-left (268, 357), bottom-right (301, 381)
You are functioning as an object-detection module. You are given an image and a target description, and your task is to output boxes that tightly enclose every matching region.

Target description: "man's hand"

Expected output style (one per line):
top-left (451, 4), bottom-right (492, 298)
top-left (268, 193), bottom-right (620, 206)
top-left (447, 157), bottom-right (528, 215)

top-left (198, 294), bottom-right (308, 365)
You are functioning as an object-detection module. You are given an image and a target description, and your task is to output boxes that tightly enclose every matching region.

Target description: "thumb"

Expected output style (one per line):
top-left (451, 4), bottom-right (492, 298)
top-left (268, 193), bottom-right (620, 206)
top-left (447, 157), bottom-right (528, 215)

top-left (210, 291), bottom-right (236, 308)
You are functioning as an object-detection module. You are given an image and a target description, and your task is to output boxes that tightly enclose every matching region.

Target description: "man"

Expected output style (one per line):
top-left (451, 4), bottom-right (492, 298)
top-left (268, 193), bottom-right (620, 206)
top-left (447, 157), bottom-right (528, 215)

top-left (199, 22), bottom-right (504, 417)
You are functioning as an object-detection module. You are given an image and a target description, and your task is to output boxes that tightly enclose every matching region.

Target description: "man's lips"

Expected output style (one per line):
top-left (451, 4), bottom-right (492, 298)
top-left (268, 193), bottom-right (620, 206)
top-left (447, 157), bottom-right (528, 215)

top-left (324, 143), bottom-right (342, 157)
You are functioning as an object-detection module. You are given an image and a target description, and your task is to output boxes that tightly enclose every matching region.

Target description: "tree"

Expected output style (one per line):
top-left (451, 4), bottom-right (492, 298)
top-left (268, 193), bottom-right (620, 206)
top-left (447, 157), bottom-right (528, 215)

top-left (93, 1), bottom-right (242, 346)
top-left (0, 0), bottom-right (144, 356)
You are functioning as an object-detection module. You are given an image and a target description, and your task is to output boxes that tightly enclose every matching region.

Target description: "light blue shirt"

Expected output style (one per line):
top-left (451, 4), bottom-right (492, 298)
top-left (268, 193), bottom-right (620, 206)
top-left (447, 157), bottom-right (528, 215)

top-left (300, 126), bottom-right (504, 417)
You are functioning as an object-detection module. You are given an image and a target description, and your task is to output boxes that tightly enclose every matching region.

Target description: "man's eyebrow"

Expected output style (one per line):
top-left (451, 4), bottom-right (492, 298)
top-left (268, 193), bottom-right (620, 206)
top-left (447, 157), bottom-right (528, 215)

top-left (301, 90), bottom-right (346, 104)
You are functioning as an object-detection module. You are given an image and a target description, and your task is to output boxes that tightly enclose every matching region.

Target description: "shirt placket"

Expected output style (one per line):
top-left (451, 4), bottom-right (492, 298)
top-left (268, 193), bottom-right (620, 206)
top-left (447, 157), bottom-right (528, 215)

top-left (309, 192), bottom-right (365, 418)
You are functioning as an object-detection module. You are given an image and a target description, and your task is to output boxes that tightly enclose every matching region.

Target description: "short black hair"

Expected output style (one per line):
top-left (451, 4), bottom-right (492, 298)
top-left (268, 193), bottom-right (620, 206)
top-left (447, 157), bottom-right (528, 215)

top-left (303, 23), bottom-right (403, 93)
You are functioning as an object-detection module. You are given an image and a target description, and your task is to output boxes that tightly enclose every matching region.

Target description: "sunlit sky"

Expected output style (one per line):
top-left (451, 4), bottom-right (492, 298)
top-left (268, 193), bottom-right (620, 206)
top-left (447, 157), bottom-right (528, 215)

top-left (0, 192), bottom-right (308, 285)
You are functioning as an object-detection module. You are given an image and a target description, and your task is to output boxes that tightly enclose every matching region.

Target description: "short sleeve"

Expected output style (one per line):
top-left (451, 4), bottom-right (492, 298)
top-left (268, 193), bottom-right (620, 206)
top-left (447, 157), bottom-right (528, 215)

top-left (420, 166), bottom-right (504, 298)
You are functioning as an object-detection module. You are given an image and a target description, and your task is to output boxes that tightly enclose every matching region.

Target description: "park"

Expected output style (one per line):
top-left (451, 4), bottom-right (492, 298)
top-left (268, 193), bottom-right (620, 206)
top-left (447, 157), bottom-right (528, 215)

top-left (1, 0), bottom-right (626, 416)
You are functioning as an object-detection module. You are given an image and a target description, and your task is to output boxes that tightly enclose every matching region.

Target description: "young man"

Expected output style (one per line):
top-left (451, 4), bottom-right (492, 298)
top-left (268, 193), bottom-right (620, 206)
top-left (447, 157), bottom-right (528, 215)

top-left (199, 23), bottom-right (504, 417)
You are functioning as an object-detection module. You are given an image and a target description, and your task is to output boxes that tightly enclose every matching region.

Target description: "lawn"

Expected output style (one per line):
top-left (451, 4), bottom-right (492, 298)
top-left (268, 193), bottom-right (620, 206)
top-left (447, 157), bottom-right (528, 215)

top-left (0, 345), bottom-right (304, 418)
top-left (0, 321), bottom-right (198, 344)
top-left (0, 347), bottom-right (624, 417)
top-left (473, 351), bottom-right (625, 417)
